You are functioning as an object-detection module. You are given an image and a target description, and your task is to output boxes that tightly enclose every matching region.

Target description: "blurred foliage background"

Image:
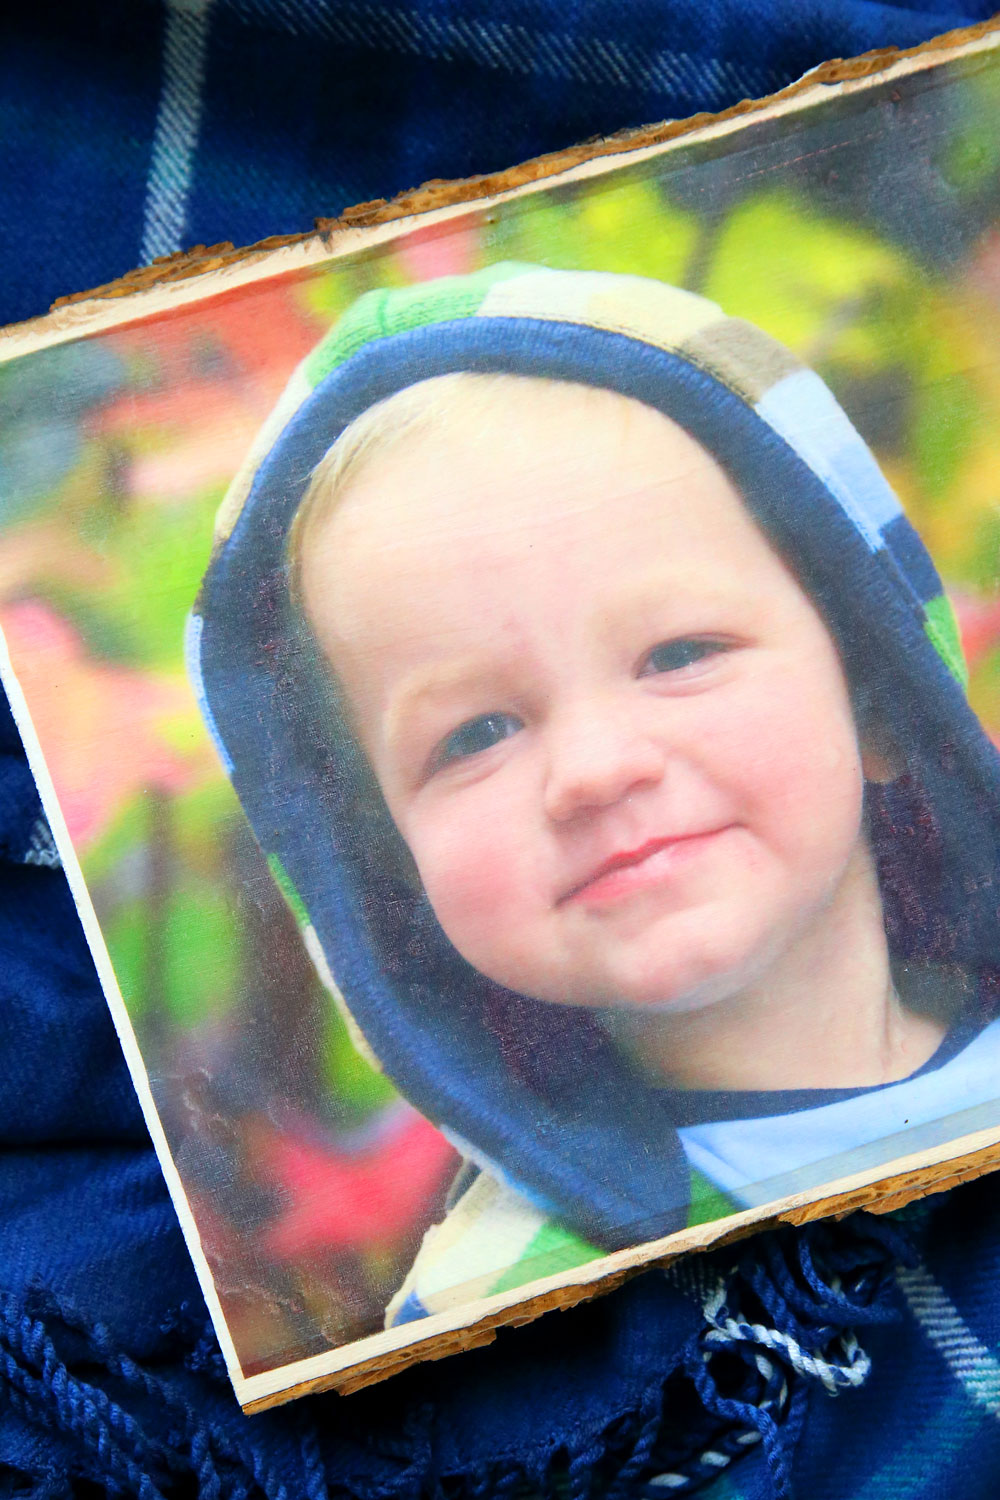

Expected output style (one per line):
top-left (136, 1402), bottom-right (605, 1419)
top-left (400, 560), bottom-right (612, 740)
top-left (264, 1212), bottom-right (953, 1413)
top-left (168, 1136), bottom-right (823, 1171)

top-left (1, 52), bottom-right (999, 1376)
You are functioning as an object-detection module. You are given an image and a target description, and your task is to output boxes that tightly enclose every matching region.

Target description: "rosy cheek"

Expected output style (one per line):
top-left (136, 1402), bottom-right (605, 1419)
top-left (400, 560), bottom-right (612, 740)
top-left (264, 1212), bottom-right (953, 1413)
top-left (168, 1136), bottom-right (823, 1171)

top-left (730, 688), bottom-right (863, 832)
top-left (409, 808), bottom-right (528, 945)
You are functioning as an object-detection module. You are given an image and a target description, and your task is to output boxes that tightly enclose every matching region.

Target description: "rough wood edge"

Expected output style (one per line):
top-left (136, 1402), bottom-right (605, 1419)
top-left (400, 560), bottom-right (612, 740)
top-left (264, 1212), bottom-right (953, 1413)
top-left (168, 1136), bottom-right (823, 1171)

top-left (241, 1137), bottom-right (1000, 1412)
top-left (46, 14), bottom-right (1000, 316)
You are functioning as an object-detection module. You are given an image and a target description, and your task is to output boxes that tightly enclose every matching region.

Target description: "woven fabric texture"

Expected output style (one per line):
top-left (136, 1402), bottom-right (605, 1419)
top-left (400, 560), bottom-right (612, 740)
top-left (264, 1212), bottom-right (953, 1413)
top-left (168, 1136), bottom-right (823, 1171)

top-left (4, 3), bottom-right (1000, 1497)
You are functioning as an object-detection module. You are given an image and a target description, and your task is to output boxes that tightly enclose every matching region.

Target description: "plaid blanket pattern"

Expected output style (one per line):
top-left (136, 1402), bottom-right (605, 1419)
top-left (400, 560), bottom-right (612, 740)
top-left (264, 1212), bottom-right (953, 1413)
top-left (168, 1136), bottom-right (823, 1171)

top-left (5, 5), bottom-right (1000, 1497)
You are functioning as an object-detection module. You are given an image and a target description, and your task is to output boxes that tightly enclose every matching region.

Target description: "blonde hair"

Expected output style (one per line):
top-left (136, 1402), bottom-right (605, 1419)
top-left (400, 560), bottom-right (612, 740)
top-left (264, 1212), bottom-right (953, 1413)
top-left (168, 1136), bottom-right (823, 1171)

top-left (288, 371), bottom-right (523, 593)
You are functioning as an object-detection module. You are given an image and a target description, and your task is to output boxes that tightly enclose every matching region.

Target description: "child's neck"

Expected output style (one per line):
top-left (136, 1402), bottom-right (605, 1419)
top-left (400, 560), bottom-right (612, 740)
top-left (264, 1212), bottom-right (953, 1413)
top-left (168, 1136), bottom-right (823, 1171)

top-left (605, 840), bottom-right (948, 1092)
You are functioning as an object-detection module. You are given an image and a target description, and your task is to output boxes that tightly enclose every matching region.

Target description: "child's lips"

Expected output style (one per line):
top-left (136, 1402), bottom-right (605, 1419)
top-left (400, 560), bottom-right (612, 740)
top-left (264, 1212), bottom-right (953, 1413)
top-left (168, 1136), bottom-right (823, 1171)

top-left (559, 829), bottom-right (731, 907)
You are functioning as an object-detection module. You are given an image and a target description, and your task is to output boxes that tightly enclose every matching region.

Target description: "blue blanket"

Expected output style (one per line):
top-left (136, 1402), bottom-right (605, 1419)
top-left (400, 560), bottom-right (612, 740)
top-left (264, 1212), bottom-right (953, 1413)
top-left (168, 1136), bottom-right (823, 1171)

top-left (4, 4), bottom-right (1000, 1495)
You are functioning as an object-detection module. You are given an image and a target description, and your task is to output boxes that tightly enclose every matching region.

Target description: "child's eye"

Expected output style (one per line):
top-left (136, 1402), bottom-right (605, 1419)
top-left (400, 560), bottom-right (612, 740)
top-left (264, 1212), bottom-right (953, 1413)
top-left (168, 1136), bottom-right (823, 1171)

top-left (639, 638), bottom-right (729, 676)
top-left (432, 712), bottom-right (522, 771)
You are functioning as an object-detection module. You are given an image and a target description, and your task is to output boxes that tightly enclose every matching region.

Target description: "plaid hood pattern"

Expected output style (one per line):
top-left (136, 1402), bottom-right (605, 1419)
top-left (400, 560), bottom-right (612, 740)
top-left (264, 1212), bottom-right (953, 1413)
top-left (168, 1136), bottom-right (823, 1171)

top-left (190, 262), bottom-right (1000, 1265)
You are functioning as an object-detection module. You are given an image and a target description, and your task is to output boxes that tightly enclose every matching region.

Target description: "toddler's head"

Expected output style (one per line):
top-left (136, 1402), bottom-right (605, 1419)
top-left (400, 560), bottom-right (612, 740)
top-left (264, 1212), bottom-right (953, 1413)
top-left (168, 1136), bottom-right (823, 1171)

top-left (292, 370), bottom-right (885, 1017)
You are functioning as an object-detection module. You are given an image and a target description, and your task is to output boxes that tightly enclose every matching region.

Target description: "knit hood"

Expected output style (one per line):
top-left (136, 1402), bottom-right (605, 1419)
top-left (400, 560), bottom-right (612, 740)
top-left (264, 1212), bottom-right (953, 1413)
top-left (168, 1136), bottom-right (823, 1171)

top-left (189, 263), bottom-right (1000, 1254)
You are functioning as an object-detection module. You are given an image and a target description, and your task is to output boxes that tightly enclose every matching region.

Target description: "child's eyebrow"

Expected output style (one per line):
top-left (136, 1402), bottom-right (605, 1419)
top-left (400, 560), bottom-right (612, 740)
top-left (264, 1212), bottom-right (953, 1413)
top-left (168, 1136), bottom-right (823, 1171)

top-left (382, 657), bottom-right (502, 745)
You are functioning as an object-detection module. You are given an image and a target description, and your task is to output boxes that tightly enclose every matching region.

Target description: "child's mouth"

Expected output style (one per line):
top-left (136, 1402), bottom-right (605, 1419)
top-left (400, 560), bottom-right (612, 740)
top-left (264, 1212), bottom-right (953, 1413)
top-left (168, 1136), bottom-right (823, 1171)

top-left (559, 831), bottom-right (729, 907)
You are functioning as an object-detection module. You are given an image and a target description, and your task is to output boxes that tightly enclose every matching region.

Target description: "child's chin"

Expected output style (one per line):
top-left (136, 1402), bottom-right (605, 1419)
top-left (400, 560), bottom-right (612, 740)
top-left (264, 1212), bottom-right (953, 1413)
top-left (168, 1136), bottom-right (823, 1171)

top-left (584, 983), bottom-right (733, 1015)
top-left (495, 915), bottom-right (765, 1011)
top-left (570, 942), bottom-right (759, 1014)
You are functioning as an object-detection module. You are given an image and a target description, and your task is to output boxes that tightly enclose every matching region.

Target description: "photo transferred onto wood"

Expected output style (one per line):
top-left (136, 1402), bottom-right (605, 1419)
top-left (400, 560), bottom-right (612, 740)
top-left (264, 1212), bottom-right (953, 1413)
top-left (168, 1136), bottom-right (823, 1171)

top-left (2, 21), bottom-right (1000, 1410)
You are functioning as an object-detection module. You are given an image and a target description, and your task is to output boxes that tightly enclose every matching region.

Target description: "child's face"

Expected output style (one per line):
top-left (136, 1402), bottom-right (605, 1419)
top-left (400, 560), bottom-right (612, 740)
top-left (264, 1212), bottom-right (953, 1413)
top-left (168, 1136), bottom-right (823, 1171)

top-left (302, 380), bottom-right (872, 1015)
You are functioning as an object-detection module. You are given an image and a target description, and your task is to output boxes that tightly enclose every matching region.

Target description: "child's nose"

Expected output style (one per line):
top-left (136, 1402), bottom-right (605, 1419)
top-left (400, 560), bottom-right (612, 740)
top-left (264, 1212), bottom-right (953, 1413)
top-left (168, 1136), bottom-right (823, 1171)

top-left (543, 708), bottom-right (666, 823)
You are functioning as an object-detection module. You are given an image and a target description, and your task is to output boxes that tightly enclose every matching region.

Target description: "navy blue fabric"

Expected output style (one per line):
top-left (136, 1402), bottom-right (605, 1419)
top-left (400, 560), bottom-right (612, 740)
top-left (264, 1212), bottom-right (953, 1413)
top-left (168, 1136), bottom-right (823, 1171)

top-left (6, 4), bottom-right (1000, 1497)
top-left (2, 0), bottom-right (998, 329)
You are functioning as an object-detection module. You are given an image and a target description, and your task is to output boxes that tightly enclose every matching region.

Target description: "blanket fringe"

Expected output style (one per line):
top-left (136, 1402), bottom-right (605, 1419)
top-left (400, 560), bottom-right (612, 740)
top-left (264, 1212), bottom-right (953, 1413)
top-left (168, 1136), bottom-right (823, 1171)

top-left (0, 1212), bottom-right (914, 1499)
